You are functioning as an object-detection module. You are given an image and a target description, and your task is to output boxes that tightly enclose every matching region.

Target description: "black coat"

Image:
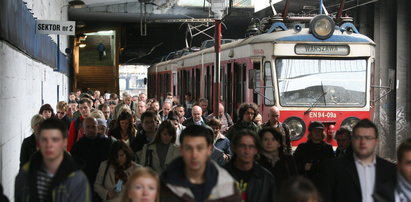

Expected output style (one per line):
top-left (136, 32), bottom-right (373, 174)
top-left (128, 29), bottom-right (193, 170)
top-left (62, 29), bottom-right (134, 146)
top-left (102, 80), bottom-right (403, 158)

top-left (257, 154), bottom-right (298, 192)
top-left (293, 140), bottom-right (334, 185)
top-left (19, 134), bottom-right (37, 168)
top-left (335, 145), bottom-right (353, 157)
top-left (224, 160), bottom-right (276, 202)
top-left (319, 154), bottom-right (396, 202)
top-left (182, 117), bottom-right (209, 127)
top-left (71, 134), bottom-right (111, 185)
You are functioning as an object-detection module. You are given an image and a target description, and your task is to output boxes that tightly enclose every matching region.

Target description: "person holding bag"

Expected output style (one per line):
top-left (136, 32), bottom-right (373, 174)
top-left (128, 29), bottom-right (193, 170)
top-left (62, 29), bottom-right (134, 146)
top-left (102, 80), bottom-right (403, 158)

top-left (136, 120), bottom-right (180, 174)
top-left (95, 141), bottom-right (142, 202)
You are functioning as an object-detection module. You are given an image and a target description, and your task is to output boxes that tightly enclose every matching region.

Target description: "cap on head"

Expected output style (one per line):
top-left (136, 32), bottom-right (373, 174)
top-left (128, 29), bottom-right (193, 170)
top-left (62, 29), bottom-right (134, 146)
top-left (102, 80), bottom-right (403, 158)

top-left (96, 118), bottom-right (107, 127)
top-left (309, 121), bottom-right (324, 131)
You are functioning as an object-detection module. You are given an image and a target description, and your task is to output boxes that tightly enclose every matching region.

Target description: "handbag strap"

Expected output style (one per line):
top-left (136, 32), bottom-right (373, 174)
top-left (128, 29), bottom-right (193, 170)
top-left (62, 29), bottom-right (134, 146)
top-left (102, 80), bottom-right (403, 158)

top-left (102, 161), bottom-right (110, 185)
top-left (145, 149), bottom-right (153, 168)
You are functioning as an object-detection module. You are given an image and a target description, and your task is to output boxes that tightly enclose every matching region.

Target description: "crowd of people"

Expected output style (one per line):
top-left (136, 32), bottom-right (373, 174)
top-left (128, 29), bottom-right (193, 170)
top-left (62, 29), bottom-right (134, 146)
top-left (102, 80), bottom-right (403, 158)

top-left (9, 89), bottom-right (411, 202)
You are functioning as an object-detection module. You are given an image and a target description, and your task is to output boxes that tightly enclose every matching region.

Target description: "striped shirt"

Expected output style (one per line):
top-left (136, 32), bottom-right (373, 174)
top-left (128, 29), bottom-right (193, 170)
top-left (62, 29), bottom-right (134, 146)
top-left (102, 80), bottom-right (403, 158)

top-left (37, 168), bottom-right (54, 202)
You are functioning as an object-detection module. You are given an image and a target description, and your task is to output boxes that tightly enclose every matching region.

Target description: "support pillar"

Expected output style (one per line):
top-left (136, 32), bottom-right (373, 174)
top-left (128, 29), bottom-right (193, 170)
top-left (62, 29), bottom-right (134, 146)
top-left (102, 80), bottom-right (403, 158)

top-left (395, 0), bottom-right (411, 149)
top-left (374, 0), bottom-right (396, 160)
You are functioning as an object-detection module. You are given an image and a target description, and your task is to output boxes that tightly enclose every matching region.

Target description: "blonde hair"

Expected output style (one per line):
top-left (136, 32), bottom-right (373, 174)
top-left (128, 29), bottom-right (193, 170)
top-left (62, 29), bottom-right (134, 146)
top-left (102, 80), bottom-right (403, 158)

top-left (114, 104), bottom-right (132, 120)
top-left (122, 167), bottom-right (160, 202)
top-left (31, 114), bottom-right (44, 132)
top-left (89, 110), bottom-right (105, 120)
top-left (56, 101), bottom-right (68, 112)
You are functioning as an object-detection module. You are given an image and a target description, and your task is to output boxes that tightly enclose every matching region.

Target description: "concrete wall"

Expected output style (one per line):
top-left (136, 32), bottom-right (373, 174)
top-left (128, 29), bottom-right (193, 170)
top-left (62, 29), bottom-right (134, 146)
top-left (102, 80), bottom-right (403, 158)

top-left (0, 41), bottom-right (69, 200)
top-left (0, 0), bottom-right (70, 199)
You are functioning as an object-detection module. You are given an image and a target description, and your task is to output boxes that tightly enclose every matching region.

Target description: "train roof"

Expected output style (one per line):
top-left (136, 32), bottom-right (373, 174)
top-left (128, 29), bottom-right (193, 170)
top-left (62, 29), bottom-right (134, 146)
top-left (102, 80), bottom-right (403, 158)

top-left (149, 27), bottom-right (375, 69)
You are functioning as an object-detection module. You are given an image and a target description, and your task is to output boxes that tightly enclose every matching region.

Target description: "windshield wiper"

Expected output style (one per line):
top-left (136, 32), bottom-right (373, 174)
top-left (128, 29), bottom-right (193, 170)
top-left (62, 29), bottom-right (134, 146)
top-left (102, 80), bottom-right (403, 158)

top-left (304, 82), bottom-right (327, 115)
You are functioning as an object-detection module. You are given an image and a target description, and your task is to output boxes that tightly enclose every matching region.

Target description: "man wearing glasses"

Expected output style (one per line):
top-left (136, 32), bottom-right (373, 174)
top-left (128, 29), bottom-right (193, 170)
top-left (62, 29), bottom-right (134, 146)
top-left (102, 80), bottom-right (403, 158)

top-left (320, 119), bottom-right (396, 202)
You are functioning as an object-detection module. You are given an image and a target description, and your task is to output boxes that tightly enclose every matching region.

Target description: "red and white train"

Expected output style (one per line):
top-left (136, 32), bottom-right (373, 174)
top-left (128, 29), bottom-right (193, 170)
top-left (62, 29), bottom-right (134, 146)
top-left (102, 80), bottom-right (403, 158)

top-left (148, 15), bottom-right (376, 146)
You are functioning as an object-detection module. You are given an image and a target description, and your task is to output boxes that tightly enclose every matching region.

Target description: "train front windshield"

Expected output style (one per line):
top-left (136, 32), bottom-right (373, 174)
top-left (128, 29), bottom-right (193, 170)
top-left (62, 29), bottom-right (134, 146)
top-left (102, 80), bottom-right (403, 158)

top-left (276, 59), bottom-right (367, 107)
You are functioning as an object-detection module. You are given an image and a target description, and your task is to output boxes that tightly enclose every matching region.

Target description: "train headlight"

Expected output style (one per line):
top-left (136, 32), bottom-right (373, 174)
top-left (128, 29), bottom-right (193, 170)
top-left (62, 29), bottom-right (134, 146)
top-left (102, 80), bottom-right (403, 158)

top-left (285, 117), bottom-right (306, 141)
top-left (310, 15), bottom-right (335, 40)
top-left (341, 117), bottom-right (360, 132)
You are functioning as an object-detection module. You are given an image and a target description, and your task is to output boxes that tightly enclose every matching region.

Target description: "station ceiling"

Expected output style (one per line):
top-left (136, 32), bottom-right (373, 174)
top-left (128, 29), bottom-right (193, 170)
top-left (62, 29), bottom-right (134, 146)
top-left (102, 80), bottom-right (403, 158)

top-left (68, 0), bottom-right (375, 64)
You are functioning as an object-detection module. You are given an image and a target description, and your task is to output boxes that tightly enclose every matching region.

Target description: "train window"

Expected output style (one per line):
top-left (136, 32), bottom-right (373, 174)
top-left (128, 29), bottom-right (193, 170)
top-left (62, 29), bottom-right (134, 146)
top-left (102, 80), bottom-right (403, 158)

top-left (191, 69), bottom-right (195, 97)
top-left (205, 66), bottom-right (210, 102)
top-left (173, 72), bottom-right (177, 96)
top-left (264, 61), bottom-right (275, 106)
top-left (226, 63), bottom-right (233, 116)
top-left (276, 59), bottom-right (367, 107)
top-left (210, 65), bottom-right (215, 109)
top-left (165, 73), bottom-right (171, 96)
top-left (220, 67), bottom-right (224, 101)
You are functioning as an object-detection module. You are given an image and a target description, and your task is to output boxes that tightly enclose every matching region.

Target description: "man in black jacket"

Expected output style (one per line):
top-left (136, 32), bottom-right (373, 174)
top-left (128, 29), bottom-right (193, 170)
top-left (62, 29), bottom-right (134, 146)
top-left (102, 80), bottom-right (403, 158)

top-left (15, 118), bottom-right (91, 202)
top-left (293, 121), bottom-right (334, 185)
top-left (71, 117), bottom-right (111, 186)
top-left (334, 127), bottom-right (353, 157)
top-left (224, 129), bottom-right (276, 202)
top-left (182, 105), bottom-right (209, 127)
top-left (320, 119), bottom-right (396, 202)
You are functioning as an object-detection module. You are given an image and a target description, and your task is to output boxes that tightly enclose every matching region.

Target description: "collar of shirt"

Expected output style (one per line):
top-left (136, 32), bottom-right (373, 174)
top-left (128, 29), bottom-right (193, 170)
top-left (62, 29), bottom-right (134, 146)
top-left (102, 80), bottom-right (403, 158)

top-left (194, 118), bottom-right (204, 125)
top-left (214, 132), bottom-right (226, 141)
top-left (353, 153), bottom-right (376, 167)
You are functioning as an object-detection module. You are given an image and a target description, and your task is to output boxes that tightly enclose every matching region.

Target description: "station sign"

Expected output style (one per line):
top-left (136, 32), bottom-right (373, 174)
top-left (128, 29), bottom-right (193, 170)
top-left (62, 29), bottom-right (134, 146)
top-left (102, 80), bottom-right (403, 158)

top-left (36, 20), bottom-right (76, 35)
top-left (295, 44), bottom-right (350, 55)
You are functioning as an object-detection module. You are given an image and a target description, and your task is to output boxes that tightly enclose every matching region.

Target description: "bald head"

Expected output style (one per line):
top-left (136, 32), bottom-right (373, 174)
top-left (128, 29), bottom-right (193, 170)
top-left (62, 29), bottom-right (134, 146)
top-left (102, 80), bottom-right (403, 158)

top-left (162, 102), bottom-right (172, 116)
top-left (269, 106), bottom-right (280, 123)
top-left (218, 103), bottom-right (225, 117)
top-left (83, 117), bottom-right (98, 139)
top-left (192, 105), bottom-right (203, 122)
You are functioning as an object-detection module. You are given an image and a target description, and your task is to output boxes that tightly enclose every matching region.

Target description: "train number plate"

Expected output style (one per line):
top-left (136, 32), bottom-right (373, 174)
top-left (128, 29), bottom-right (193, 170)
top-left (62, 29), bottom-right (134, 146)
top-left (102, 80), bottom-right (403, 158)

top-left (309, 112), bottom-right (337, 119)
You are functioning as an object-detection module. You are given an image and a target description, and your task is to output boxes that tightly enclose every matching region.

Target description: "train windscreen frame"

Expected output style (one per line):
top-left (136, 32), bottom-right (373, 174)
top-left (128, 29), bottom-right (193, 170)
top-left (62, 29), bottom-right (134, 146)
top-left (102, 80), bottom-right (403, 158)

top-left (276, 58), bottom-right (367, 107)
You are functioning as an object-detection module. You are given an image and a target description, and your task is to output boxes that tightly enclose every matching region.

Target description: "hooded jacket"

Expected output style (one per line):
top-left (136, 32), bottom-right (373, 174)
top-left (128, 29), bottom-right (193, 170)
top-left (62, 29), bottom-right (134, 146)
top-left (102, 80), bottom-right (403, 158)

top-left (15, 152), bottom-right (92, 202)
top-left (160, 157), bottom-right (241, 202)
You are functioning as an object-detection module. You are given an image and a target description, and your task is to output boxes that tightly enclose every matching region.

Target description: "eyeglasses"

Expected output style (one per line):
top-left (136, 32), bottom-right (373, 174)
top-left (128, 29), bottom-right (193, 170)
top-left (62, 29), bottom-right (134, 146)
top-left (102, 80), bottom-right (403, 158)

top-left (352, 135), bottom-right (377, 141)
top-left (56, 111), bottom-right (65, 115)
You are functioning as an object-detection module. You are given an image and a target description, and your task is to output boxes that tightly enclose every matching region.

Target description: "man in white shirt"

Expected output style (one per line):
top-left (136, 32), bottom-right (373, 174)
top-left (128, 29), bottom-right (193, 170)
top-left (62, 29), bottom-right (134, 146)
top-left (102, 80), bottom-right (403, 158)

top-left (320, 119), bottom-right (396, 202)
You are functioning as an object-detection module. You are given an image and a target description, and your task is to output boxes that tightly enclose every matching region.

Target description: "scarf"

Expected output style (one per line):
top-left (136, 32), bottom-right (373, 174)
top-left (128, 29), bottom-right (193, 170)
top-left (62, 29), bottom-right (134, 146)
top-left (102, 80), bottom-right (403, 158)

top-left (397, 171), bottom-right (411, 201)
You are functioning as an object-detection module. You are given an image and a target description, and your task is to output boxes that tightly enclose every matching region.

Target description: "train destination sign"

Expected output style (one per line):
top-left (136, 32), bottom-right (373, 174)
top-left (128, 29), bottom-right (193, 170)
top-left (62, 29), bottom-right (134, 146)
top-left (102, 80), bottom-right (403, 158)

top-left (295, 44), bottom-right (349, 55)
top-left (36, 20), bottom-right (76, 35)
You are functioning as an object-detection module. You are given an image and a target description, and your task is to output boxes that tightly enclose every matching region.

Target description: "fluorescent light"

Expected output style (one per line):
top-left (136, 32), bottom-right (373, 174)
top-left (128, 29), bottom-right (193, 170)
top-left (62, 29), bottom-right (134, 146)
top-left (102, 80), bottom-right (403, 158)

top-left (97, 30), bottom-right (114, 35)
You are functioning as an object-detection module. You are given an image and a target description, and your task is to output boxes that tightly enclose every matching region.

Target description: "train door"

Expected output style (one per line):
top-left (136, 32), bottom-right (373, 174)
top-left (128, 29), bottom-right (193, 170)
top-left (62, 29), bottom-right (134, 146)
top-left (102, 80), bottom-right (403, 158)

top-left (263, 61), bottom-right (275, 117)
top-left (233, 62), bottom-right (246, 121)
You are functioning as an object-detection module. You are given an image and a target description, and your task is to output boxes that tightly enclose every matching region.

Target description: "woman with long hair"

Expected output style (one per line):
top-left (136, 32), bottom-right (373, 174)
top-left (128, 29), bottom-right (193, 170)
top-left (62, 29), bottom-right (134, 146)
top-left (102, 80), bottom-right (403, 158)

top-left (136, 120), bottom-right (180, 173)
top-left (19, 114), bottom-right (45, 168)
top-left (95, 141), bottom-right (141, 202)
top-left (109, 111), bottom-right (137, 146)
top-left (122, 167), bottom-right (159, 202)
top-left (257, 127), bottom-right (298, 192)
